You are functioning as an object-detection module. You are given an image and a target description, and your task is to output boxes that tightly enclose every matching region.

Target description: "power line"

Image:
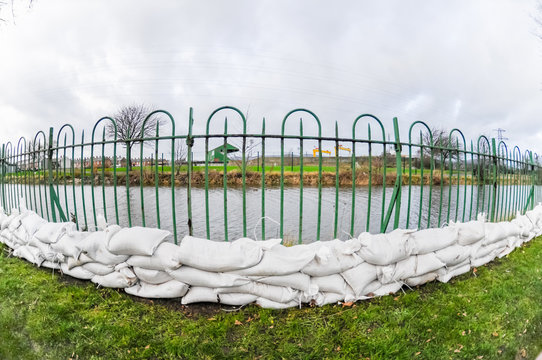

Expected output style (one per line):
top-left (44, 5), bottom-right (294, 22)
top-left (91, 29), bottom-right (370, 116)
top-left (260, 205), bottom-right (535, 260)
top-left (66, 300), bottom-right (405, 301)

top-left (493, 128), bottom-right (508, 143)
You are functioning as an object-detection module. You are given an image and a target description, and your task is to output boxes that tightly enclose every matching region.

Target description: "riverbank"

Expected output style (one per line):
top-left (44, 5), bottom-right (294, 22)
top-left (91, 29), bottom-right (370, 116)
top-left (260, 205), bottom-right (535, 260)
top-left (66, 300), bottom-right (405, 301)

top-left (0, 236), bottom-right (541, 358)
top-left (5, 169), bottom-right (514, 187)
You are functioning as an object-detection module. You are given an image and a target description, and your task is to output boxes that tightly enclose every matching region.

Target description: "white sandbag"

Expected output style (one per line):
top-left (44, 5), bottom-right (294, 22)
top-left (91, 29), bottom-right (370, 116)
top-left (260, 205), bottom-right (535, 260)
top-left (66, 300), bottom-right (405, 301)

top-left (232, 243), bottom-right (317, 276)
top-left (301, 239), bottom-right (363, 276)
top-left (437, 261), bottom-right (471, 283)
top-left (1, 211), bottom-right (20, 231)
top-left (0, 208), bottom-right (6, 224)
top-left (81, 262), bottom-right (115, 276)
top-left (178, 236), bottom-right (264, 272)
top-left (358, 229), bottom-right (414, 265)
top-left (181, 287), bottom-right (219, 304)
top-left (360, 280), bottom-right (384, 296)
top-left (434, 244), bottom-right (472, 266)
top-left (91, 267), bottom-right (137, 288)
top-left (20, 212), bottom-right (47, 237)
top-left (2, 234), bottom-right (19, 249)
top-left (404, 272), bottom-right (439, 287)
top-left (133, 267), bottom-right (173, 285)
top-left (107, 226), bottom-right (169, 256)
top-left (34, 221), bottom-right (75, 244)
top-left (483, 222), bottom-right (520, 245)
top-left (60, 263), bottom-right (95, 280)
top-left (491, 245), bottom-right (508, 258)
top-left (126, 242), bottom-right (182, 271)
top-left (470, 253), bottom-right (498, 268)
top-left (66, 253), bottom-right (94, 269)
top-left (453, 220), bottom-right (485, 245)
top-left (507, 235), bottom-right (524, 249)
top-left (7, 212), bottom-right (26, 232)
top-left (219, 282), bottom-right (299, 304)
top-left (13, 245), bottom-right (44, 266)
top-left (410, 227), bottom-right (458, 255)
top-left (0, 228), bottom-right (10, 244)
top-left (167, 266), bottom-right (250, 288)
top-left (219, 293), bottom-right (258, 306)
top-left (341, 262), bottom-right (378, 297)
top-left (311, 274), bottom-right (348, 295)
top-left (372, 281), bottom-right (403, 297)
top-left (313, 292), bottom-right (346, 306)
top-left (512, 214), bottom-right (534, 238)
top-left (377, 253), bottom-right (445, 283)
top-left (76, 230), bottom-right (129, 265)
top-left (50, 232), bottom-right (85, 259)
top-left (250, 273), bottom-right (316, 294)
top-left (473, 238), bottom-right (508, 259)
top-left (509, 234), bottom-right (525, 247)
top-left (27, 236), bottom-right (58, 261)
top-left (125, 280), bottom-right (188, 298)
top-left (40, 260), bottom-right (62, 270)
top-left (526, 206), bottom-right (542, 229)
top-left (497, 245), bottom-right (515, 258)
top-left (12, 226), bottom-right (29, 244)
top-left (256, 297), bottom-right (299, 309)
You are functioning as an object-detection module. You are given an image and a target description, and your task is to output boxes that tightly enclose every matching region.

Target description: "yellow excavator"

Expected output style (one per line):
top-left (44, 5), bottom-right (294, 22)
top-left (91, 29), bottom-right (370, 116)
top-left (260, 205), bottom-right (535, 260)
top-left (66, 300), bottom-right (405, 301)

top-left (312, 145), bottom-right (352, 157)
top-left (312, 148), bottom-right (332, 157)
top-left (334, 145), bottom-right (351, 156)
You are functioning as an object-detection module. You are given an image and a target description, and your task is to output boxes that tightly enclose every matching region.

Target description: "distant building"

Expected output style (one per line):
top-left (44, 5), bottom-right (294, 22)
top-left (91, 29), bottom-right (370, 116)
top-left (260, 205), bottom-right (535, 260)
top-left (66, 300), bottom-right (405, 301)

top-left (206, 144), bottom-right (239, 163)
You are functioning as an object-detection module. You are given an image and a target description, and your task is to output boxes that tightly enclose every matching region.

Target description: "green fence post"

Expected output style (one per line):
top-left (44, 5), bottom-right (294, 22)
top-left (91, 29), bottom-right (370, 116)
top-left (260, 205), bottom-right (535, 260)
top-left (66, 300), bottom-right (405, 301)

top-left (186, 108), bottom-right (194, 236)
top-left (490, 138), bottom-right (497, 222)
top-left (1, 144), bottom-right (4, 211)
top-left (47, 127), bottom-right (57, 222)
top-left (47, 127), bottom-right (66, 222)
top-left (381, 117), bottom-right (402, 232)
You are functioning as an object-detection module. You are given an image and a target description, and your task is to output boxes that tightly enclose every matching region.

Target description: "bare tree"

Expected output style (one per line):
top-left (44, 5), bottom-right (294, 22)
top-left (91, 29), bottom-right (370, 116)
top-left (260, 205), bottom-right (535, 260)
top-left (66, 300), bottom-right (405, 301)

top-left (106, 104), bottom-right (162, 171)
top-left (420, 127), bottom-right (458, 170)
top-left (174, 139), bottom-right (187, 175)
top-left (229, 138), bottom-right (261, 170)
top-left (0, 0), bottom-right (33, 24)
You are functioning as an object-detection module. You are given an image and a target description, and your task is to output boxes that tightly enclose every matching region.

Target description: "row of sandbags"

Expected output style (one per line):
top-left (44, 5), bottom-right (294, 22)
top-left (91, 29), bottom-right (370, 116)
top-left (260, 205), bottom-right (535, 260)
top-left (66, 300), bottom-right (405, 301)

top-left (1, 204), bottom-right (542, 309)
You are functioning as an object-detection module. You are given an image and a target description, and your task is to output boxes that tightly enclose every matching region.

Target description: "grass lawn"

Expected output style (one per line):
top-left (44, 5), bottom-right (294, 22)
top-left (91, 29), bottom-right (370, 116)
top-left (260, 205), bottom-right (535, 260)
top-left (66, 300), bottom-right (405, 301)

top-left (1, 239), bottom-right (542, 359)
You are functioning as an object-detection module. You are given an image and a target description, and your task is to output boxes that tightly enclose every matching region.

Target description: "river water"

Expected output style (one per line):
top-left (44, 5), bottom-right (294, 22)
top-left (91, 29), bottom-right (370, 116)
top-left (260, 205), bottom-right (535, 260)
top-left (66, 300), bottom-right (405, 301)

top-left (6, 183), bottom-right (540, 243)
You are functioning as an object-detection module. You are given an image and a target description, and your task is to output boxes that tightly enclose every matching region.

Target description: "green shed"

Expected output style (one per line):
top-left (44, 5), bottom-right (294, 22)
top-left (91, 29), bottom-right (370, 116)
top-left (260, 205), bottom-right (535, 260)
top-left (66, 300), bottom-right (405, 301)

top-left (206, 144), bottom-right (239, 163)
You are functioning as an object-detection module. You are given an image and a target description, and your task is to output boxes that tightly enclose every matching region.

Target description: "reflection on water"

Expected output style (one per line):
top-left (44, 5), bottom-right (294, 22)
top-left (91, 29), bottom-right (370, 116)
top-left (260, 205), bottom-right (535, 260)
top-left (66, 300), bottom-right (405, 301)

top-left (7, 183), bottom-right (541, 243)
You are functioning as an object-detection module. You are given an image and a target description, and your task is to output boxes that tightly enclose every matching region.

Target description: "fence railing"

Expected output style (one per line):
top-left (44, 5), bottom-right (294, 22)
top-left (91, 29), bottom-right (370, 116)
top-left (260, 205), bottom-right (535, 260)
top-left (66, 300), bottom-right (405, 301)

top-left (1, 106), bottom-right (541, 244)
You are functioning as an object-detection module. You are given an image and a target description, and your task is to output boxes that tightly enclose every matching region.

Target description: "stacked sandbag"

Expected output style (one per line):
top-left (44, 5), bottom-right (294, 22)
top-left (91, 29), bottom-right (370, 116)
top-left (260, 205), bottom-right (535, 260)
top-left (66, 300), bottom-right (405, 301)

top-left (1, 210), bottom-right (24, 249)
top-left (525, 206), bottom-right (542, 237)
top-left (2, 204), bottom-right (542, 309)
top-left (113, 227), bottom-right (187, 297)
top-left (7, 211), bottom-right (65, 268)
top-left (177, 237), bottom-right (280, 306)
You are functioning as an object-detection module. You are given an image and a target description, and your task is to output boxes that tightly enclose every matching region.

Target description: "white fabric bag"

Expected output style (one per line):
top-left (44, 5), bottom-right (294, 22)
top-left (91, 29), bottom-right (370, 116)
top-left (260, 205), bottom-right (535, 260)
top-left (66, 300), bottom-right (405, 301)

top-left (126, 242), bottom-right (182, 271)
top-left (410, 227), bottom-right (457, 254)
top-left (341, 262), bottom-right (378, 297)
top-left (181, 287), bottom-right (219, 304)
top-left (167, 266), bottom-right (250, 288)
top-left (178, 236), bottom-right (264, 272)
top-left (125, 280), bottom-right (188, 298)
top-left (358, 229), bottom-right (414, 265)
top-left (107, 226), bottom-right (169, 256)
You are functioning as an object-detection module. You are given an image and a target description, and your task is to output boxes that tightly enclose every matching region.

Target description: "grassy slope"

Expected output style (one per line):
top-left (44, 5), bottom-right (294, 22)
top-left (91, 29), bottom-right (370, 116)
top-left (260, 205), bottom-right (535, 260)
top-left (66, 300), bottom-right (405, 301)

top-left (1, 239), bottom-right (542, 360)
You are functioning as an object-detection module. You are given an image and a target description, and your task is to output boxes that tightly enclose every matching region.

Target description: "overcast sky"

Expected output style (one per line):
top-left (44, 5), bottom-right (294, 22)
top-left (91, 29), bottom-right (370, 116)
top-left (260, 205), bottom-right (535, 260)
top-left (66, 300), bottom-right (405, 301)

top-left (1, 0), bottom-right (542, 153)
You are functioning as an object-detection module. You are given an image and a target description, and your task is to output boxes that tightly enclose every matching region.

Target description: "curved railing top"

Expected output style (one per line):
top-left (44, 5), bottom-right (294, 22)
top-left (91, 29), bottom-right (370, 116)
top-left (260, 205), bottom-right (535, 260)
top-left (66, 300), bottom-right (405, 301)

top-left (0, 107), bottom-right (540, 244)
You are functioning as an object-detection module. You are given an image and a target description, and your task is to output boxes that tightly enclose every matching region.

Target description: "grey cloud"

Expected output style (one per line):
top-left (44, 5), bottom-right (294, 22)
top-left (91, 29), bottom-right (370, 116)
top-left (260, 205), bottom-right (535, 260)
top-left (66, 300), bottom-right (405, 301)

top-left (0, 0), bottom-right (541, 152)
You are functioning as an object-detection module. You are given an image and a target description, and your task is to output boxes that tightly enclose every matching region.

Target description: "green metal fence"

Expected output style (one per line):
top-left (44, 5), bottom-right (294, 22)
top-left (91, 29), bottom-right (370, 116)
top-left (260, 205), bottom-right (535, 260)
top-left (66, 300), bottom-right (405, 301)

top-left (1, 106), bottom-right (541, 244)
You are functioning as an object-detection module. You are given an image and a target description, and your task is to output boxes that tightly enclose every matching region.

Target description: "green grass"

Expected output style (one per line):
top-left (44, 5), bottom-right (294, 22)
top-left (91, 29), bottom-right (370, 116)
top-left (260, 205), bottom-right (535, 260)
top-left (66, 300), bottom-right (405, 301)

top-left (1, 239), bottom-right (542, 359)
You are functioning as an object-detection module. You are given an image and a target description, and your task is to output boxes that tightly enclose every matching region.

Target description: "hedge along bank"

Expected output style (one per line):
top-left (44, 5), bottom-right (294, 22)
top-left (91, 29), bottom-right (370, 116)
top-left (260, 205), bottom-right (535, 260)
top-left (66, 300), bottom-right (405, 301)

top-left (1, 202), bottom-right (542, 309)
